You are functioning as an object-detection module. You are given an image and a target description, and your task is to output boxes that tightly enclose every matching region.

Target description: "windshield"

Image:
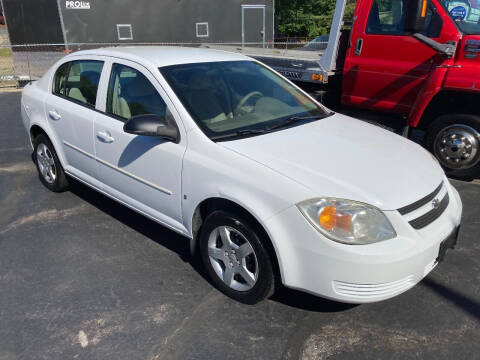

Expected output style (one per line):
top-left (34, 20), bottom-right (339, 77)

top-left (160, 61), bottom-right (328, 140)
top-left (441, 0), bottom-right (480, 35)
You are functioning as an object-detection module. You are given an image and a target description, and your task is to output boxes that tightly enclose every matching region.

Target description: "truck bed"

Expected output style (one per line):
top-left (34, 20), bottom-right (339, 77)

top-left (200, 44), bottom-right (325, 82)
top-left (200, 44), bottom-right (324, 61)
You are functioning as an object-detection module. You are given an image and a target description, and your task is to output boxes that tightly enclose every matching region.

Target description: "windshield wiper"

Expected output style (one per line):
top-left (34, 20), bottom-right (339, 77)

top-left (210, 112), bottom-right (334, 141)
top-left (211, 129), bottom-right (267, 141)
top-left (266, 113), bottom-right (334, 132)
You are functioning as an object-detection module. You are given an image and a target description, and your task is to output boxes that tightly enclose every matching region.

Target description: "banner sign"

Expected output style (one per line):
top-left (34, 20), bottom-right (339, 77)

top-left (66, 1), bottom-right (91, 9)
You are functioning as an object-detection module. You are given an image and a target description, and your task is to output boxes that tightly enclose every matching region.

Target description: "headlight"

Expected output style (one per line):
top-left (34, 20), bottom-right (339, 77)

top-left (296, 198), bottom-right (396, 245)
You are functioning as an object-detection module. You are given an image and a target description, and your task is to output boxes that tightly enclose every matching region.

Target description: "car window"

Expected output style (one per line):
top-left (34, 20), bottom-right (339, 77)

top-left (53, 62), bottom-right (69, 96)
top-left (106, 63), bottom-right (167, 121)
top-left (440, 0), bottom-right (480, 35)
top-left (367, 0), bottom-right (442, 37)
top-left (58, 60), bottom-right (104, 107)
top-left (161, 61), bottom-right (327, 139)
top-left (367, 0), bottom-right (408, 34)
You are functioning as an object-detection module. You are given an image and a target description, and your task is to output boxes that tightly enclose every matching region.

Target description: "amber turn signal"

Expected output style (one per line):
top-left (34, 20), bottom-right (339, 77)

top-left (319, 206), bottom-right (352, 232)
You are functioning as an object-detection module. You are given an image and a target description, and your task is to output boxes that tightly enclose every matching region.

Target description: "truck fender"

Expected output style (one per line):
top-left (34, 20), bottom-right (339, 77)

top-left (407, 67), bottom-right (449, 128)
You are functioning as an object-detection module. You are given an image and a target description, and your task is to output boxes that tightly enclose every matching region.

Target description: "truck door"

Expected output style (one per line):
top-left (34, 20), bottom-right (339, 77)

top-left (342, 0), bottom-right (444, 114)
top-left (242, 5), bottom-right (265, 48)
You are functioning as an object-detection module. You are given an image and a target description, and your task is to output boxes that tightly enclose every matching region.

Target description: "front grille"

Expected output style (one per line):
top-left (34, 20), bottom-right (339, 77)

top-left (397, 181), bottom-right (450, 230)
top-left (398, 181), bottom-right (443, 215)
top-left (409, 193), bottom-right (450, 229)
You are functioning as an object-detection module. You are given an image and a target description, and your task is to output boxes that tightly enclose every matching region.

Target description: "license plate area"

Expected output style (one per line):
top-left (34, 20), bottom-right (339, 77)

top-left (436, 226), bottom-right (460, 263)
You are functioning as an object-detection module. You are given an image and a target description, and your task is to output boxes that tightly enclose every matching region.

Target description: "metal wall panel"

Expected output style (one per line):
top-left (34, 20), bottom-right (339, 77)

top-left (2, 0), bottom-right (64, 46)
top-left (59, 0), bottom-right (273, 44)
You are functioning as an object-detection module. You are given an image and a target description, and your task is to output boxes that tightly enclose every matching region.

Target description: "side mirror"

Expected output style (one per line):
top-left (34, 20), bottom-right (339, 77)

top-left (412, 33), bottom-right (456, 58)
top-left (405, 0), bottom-right (428, 33)
top-left (123, 114), bottom-right (180, 143)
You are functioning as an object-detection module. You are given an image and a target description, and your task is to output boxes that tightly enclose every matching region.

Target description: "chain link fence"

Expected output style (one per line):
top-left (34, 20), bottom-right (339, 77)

top-left (0, 38), bottom-right (327, 88)
top-left (0, 26), bottom-right (16, 88)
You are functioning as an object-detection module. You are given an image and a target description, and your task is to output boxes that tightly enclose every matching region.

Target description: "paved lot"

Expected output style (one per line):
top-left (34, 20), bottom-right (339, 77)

top-left (1, 91), bottom-right (479, 360)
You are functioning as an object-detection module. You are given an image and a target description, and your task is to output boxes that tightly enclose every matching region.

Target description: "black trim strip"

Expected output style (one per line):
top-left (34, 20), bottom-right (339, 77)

top-left (398, 181), bottom-right (444, 215)
top-left (409, 193), bottom-right (450, 230)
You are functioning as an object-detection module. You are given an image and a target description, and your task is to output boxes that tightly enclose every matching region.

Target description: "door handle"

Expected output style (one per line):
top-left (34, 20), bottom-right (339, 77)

top-left (48, 110), bottom-right (61, 120)
top-left (355, 38), bottom-right (363, 56)
top-left (97, 130), bottom-right (114, 143)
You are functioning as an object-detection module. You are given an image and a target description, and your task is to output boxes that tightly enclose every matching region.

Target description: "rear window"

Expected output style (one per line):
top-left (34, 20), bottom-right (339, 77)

top-left (53, 60), bottom-right (104, 107)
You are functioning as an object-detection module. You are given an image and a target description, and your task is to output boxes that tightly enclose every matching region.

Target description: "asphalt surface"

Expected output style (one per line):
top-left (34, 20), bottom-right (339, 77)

top-left (1, 90), bottom-right (479, 360)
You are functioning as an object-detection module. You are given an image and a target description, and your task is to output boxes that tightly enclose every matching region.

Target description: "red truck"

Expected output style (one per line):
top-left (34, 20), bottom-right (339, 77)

top-left (249, 0), bottom-right (480, 179)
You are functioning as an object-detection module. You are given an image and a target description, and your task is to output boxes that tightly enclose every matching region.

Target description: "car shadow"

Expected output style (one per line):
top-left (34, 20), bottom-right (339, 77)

top-left (118, 136), bottom-right (168, 168)
top-left (270, 287), bottom-right (357, 312)
top-left (67, 177), bottom-right (356, 313)
top-left (422, 277), bottom-right (480, 321)
top-left (69, 178), bottom-right (192, 261)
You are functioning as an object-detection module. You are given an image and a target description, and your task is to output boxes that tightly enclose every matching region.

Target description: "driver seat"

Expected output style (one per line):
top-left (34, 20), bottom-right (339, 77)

top-left (186, 72), bottom-right (228, 123)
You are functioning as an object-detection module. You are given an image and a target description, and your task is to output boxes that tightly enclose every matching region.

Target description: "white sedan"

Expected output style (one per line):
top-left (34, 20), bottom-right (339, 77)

top-left (21, 47), bottom-right (462, 304)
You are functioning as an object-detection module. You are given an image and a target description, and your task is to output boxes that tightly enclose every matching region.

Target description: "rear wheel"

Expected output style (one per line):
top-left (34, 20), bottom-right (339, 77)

top-left (33, 134), bottom-right (69, 192)
top-left (426, 114), bottom-right (480, 180)
top-left (199, 211), bottom-right (276, 304)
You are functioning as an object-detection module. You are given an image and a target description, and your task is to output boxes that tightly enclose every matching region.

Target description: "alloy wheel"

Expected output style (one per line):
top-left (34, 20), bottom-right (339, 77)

top-left (36, 143), bottom-right (57, 184)
top-left (207, 226), bottom-right (259, 292)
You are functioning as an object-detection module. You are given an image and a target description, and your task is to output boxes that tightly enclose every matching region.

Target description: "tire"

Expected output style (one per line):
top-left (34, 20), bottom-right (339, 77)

top-left (33, 134), bottom-right (69, 192)
top-left (426, 114), bottom-right (480, 180)
top-left (199, 210), bottom-right (276, 304)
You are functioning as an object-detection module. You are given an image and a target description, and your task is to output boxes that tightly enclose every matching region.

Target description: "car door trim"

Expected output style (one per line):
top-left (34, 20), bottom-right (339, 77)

top-left (63, 140), bottom-right (173, 196)
top-left (63, 140), bottom-right (96, 159)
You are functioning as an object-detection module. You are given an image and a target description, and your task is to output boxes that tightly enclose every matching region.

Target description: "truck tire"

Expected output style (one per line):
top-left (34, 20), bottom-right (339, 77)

top-left (426, 114), bottom-right (480, 180)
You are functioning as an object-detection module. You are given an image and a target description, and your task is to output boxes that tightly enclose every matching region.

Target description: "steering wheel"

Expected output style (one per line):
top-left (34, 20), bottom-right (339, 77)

top-left (235, 91), bottom-right (263, 115)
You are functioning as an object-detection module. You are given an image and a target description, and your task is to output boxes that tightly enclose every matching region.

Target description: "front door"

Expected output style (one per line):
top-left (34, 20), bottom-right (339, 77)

top-left (242, 5), bottom-right (265, 48)
top-left (342, 0), bottom-right (445, 114)
top-left (93, 60), bottom-right (186, 231)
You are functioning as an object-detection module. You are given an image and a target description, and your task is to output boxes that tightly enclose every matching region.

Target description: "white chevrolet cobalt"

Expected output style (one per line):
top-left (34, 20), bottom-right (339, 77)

top-left (21, 47), bottom-right (462, 304)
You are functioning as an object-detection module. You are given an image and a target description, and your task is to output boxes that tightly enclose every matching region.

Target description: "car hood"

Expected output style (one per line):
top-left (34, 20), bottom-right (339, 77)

top-left (219, 114), bottom-right (445, 210)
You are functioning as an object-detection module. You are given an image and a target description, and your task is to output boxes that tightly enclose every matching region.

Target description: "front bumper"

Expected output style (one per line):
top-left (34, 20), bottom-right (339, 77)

top-left (265, 182), bottom-right (463, 303)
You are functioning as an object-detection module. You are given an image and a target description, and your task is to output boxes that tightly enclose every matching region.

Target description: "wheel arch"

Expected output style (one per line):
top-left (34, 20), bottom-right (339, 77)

top-left (417, 90), bottom-right (480, 131)
top-left (30, 124), bottom-right (48, 144)
top-left (29, 123), bottom-right (67, 168)
top-left (190, 196), bottom-right (283, 283)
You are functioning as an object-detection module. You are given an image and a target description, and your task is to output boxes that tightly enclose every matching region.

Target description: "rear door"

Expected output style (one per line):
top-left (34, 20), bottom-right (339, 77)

top-left (45, 58), bottom-right (104, 180)
top-left (93, 59), bottom-right (186, 231)
top-left (342, 0), bottom-right (443, 114)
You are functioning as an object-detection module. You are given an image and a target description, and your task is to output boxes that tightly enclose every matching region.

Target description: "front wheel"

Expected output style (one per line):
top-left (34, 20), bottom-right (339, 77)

top-left (426, 114), bottom-right (480, 180)
top-left (199, 211), bottom-right (276, 304)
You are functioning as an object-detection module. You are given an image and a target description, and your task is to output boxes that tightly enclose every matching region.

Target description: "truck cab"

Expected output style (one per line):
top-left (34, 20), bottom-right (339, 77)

top-left (251, 0), bottom-right (480, 179)
top-left (341, 0), bottom-right (480, 179)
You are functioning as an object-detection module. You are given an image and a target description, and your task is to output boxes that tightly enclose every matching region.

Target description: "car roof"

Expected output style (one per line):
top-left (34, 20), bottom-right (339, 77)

top-left (69, 46), bottom-right (252, 67)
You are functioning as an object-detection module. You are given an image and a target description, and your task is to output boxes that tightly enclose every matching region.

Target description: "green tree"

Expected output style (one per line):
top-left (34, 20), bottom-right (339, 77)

top-left (276, 0), bottom-right (357, 38)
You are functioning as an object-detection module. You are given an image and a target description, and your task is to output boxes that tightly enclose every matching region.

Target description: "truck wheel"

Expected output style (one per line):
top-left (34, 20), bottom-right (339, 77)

top-left (199, 210), bottom-right (276, 304)
top-left (33, 134), bottom-right (70, 192)
top-left (426, 114), bottom-right (480, 179)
